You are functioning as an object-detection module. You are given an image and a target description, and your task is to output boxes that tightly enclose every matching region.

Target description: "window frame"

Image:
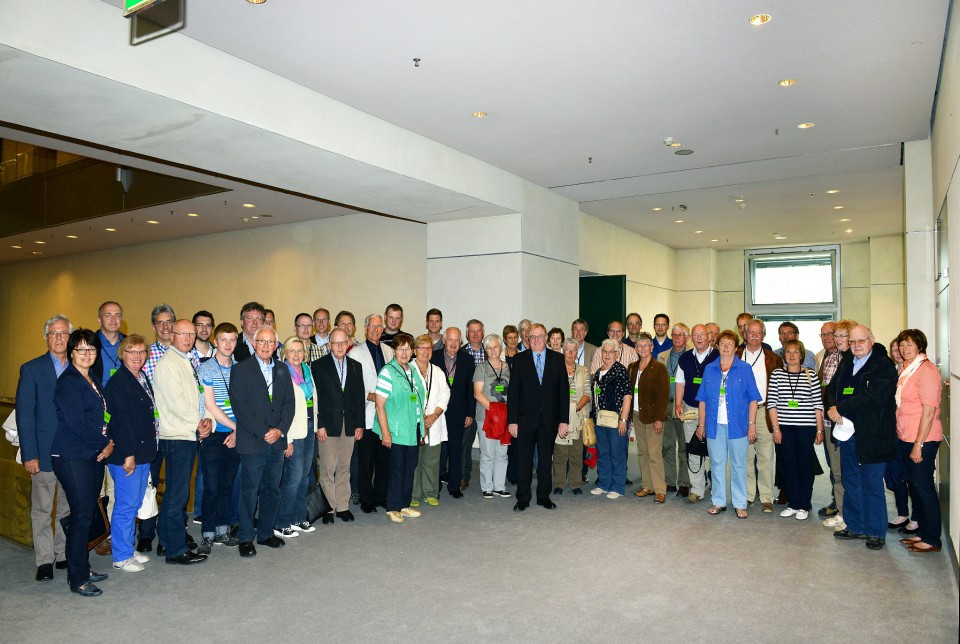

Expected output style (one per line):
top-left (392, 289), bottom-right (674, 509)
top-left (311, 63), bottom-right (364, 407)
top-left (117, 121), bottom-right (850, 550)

top-left (743, 244), bottom-right (841, 321)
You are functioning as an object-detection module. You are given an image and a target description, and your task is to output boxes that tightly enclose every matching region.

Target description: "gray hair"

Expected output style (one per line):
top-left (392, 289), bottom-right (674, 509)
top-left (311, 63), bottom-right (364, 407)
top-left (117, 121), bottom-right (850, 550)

top-left (748, 318), bottom-right (766, 335)
top-left (562, 337), bottom-right (579, 352)
top-left (482, 333), bottom-right (503, 353)
top-left (600, 338), bottom-right (620, 353)
top-left (518, 319), bottom-right (532, 330)
top-left (364, 313), bottom-right (383, 327)
top-left (151, 303), bottom-right (176, 326)
top-left (44, 314), bottom-right (73, 337)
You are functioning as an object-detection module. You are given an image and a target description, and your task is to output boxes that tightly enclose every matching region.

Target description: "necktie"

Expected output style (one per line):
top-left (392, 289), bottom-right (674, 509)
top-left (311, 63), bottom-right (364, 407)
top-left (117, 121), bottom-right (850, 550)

top-left (536, 352), bottom-right (544, 384)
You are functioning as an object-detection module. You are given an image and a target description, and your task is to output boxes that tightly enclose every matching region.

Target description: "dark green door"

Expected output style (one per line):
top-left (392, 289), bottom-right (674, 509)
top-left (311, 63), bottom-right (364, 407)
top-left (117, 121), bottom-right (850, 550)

top-left (579, 274), bottom-right (626, 347)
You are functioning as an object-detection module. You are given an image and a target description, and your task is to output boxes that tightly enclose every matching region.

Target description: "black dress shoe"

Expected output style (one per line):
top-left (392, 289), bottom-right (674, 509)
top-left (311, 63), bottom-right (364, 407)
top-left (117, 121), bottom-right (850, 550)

top-left (865, 537), bottom-right (885, 550)
top-left (336, 510), bottom-right (355, 522)
top-left (256, 535), bottom-right (285, 549)
top-left (54, 560), bottom-right (68, 570)
top-left (833, 529), bottom-right (866, 540)
top-left (71, 582), bottom-right (102, 597)
top-left (677, 486), bottom-right (690, 497)
top-left (166, 551), bottom-right (207, 565)
top-left (185, 533), bottom-right (198, 550)
top-left (156, 544), bottom-right (166, 556)
top-left (572, 488), bottom-right (583, 495)
top-left (887, 519), bottom-right (909, 530)
top-left (88, 570), bottom-right (108, 582)
top-left (136, 538), bottom-right (152, 553)
top-left (537, 499), bottom-right (557, 510)
top-left (361, 504), bottom-right (378, 514)
top-left (35, 564), bottom-right (53, 581)
top-left (553, 487), bottom-right (563, 495)
top-left (898, 525), bottom-right (918, 535)
top-left (321, 513), bottom-right (335, 525)
top-left (625, 478), bottom-right (633, 485)
top-left (513, 501), bottom-right (528, 512)
top-left (449, 489), bottom-right (464, 499)
top-left (666, 485), bottom-right (678, 492)
top-left (238, 541), bottom-right (257, 558)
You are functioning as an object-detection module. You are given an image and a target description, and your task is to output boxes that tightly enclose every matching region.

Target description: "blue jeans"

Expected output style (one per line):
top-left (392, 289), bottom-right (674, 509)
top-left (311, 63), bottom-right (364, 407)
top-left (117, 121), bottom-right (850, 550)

top-left (596, 424), bottom-right (627, 495)
top-left (387, 443), bottom-right (419, 512)
top-left (238, 445), bottom-right (284, 542)
top-left (200, 432), bottom-right (241, 537)
top-left (157, 439), bottom-right (197, 558)
top-left (779, 424), bottom-right (816, 511)
top-left (192, 448), bottom-right (203, 518)
top-left (839, 436), bottom-right (887, 538)
top-left (902, 440), bottom-right (942, 547)
top-left (707, 424), bottom-right (748, 509)
top-left (277, 436), bottom-right (312, 527)
top-left (107, 462), bottom-right (150, 563)
top-left (52, 456), bottom-right (103, 589)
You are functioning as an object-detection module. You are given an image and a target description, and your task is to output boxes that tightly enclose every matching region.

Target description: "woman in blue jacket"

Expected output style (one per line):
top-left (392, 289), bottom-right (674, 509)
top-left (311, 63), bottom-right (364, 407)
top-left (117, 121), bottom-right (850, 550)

top-left (696, 330), bottom-right (761, 518)
top-left (51, 329), bottom-right (114, 597)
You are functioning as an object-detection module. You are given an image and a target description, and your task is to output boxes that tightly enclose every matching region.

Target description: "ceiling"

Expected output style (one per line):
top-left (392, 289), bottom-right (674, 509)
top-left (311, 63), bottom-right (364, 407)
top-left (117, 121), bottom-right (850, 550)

top-left (3, 0), bottom-right (950, 260)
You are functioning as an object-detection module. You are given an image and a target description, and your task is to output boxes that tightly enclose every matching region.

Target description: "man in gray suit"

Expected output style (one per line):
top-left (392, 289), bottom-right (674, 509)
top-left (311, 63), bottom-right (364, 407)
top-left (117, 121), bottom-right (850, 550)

top-left (16, 314), bottom-right (73, 581)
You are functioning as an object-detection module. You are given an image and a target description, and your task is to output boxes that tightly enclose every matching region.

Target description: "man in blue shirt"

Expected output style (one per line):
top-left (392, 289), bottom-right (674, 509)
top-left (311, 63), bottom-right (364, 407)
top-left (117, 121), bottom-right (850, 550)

top-left (774, 322), bottom-right (816, 369)
top-left (651, 314), bottom-right (672, 358)
top-left (94, 301), bottom-right (125, 387)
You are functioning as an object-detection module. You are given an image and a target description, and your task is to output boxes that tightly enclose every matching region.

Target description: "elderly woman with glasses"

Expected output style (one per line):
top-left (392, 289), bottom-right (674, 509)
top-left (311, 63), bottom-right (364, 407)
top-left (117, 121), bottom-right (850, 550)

top-left (474, 333), bottom-right (512, 498)
top-left (591, 339), bottom-right (632, 499)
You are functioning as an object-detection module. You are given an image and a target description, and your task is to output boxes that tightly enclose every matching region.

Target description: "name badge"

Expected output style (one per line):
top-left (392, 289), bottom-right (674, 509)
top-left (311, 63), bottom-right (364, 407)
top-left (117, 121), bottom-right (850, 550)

top-left (569, 387), bottom-right (576, 397)
top-left (110, 368), bottom-right (117, 377)
top-left (495, 384), bottom-right (505, 393)
top-left (693, 377), bottom-right (703, 385)
top-left (153, 409), bottom-right (160, 419)
top-left (669, 377), bottom-right (676, 383)
top-left (633, 387), bottom-right (639, 393)
top-left (409, 393), bottom-right (418, 403)
top-left (821, 381), bottom-right (828, 388)
top-left (447, 376), bottom-right (454, 385)
top-left (594, 386), bottom-right (601, 395)
top-left (269, 394), bottom-right (273, 402)
top-left (842, 387), bottom-right (854, 395)
top-left (197, 385), bottom-right (204, 394)
top-left (306, 399), bottom-right (314, 408)
top-left (224, 397), bottom-right (231, 407)
top-left (719, 387), bottom-right (726, 395)
top-left (103, 411), bottom-right (111, 423)
top-left (787, 400), bottom-right (799, 408)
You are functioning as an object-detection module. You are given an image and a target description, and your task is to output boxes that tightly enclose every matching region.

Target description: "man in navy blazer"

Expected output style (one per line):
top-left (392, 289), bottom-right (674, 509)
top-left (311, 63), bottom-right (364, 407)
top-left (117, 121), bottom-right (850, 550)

top-left (16, 314), bottom-right (73, 581)
top-left (431, 327), bottom-right (474, 498)
top-left (507, 323), bottom-right (569, 511)
top-left (230, 326), bottom-right (296, 556)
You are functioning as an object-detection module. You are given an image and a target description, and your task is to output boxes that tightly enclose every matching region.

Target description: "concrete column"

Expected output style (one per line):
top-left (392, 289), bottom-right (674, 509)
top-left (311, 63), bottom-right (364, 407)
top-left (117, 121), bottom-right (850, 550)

top-left (903, 139), bottom-right (938, 358)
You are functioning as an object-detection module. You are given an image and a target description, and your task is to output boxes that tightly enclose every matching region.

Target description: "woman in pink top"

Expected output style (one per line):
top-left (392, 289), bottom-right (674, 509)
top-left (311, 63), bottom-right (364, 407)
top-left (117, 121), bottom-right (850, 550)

top-left (894, 329), bottom-right (943, 553)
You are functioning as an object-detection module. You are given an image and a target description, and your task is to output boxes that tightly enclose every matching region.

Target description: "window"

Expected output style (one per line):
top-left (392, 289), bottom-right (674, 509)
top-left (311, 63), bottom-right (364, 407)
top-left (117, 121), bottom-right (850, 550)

top-left (744, 245), bottom-right (840, 351)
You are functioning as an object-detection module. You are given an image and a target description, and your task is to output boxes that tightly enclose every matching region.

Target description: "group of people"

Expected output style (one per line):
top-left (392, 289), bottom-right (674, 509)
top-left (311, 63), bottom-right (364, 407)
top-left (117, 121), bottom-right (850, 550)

top-left (15, 303), bottom-right (945, 597)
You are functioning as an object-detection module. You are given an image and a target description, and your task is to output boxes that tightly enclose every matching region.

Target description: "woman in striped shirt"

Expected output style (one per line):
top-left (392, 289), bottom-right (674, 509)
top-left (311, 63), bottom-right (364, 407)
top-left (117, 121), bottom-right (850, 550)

top-left (768, 339), bottom-right (824, 521)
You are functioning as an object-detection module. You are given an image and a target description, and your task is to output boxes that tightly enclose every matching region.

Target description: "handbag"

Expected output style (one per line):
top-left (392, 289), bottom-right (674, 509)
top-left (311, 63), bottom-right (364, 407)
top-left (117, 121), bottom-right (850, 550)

top-left (137, 474), bottom-right (159, 520)
top-left (483, 402), bottom-right (508, 440)
top-left (580, 417), bottom-right (597, 447)
top-left (597, 409), bottom-right (619, 428)
top-left (305, 481), bottom-right (332, 525)
top-left (60, 495), bottom-right (110, 551)
top-left (686, 433), bottom-right (709, 474)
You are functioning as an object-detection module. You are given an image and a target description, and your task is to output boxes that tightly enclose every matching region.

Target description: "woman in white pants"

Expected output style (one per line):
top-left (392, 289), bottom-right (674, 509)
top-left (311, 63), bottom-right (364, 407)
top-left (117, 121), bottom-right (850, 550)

top-left (474, 334), bottom-right (512, 499)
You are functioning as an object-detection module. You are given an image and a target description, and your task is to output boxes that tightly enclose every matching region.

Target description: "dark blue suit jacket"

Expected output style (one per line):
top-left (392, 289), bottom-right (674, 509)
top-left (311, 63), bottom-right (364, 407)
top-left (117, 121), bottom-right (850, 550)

top-left (104, 366), bottom-right (159, 466)
top-left (51, 365), bottom-right (111, 460)
top-left (15, 353), bottom-right (62, 471)
top-left (312, 354), bottom-right (365, 437)
top-left (230, 357), bottom-right (295, 455)
top-left (506, 349), bottom-right (569, 433)
top-left (431, 350), bottom-right (475, 428)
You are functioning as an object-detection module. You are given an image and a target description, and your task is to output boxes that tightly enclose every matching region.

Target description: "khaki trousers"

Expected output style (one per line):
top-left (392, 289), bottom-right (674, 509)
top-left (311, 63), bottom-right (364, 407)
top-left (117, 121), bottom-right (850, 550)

top-left (318, 434), bottom-right (355, 512)
top-left (747, 406), bottom-right (775, 504)
top-left (825, 422), bottom-right (845, 512)
top-left (412, 443), bottom-right (441, 500)
top-left (31, 470), bottom-right (69, 566)
top-left (633, 414), bottom-right (666, 495)
top-left (552, 437), bottom-right (584, 490)
top-left (682, 402), bottom-right (708, 497)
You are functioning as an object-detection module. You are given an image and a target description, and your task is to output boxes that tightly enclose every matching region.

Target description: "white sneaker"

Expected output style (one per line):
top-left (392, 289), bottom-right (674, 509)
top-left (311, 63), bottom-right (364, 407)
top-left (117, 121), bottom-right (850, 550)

top-left (795, 510), bottom-right (809, 520)
top-left (133, 552), bottom-right (150, 564)
top-left (833, 517), bottom-right (847, 531)
top-left (274, 527), bottom-right (298, 538)
top-left (291, 521), bottom-right (316, 533)
top-left (606, 491), bottom-right (621, 499)
top-left (823, 514), bottom-right (842, 528)
top-left (591, 487), bottom-right (607, 496)
top-left (780, 507), bottom-right (798, 517)
top-left (112, 558), bottom-right (144, 572)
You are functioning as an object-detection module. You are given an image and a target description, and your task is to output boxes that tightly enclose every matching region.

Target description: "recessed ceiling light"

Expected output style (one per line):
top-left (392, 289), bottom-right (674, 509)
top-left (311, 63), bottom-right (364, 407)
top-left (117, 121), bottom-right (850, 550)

top-left (839, 218), bottom-right (850, 222)
top-left (749, 13), bottom-right (772, 26)
top-left (674, 220), bottom-right (684, 223)
top-left (242, 203), bottom-right (256, 208)
top-left (652, 207), bottom-right (662, 212)
top-left (778, 79), bottom-right (797, 87)
top-left (11, 245), bottom-right (22, 249)
top-left (833, 205), bottom-right (844, 210)
top-left (251, 215), bottom-right (259, 219)
top-left (674, 149), bottom-right (694, 156)
top-left (826, 189), bottom-right (840, 194)
top-left (32, 251), bottom-right (42, 255)
top-left (695, 230), bottom-right (703, 234)
top-left (147, 220), bottom-right (159, 224)
top-left (845, 229), bottom-right (854, 233)
top-left (663, 137), bottom-right (683, 148)
top-left (246, 0), bottom-right (266, 4)
top-left (34, 240), bottom-right (45, 245)
top-left (105, 228), bottom-right (116, 232)
top-left (798, 122), bottom-right (815, 129)
top-left (66, 235), bottom-right (78, 239)
top-left (774, 234), bottom-right (787, 240)
top-left (472, 112), bottom-right (488, 119)
top-left (187, 213), bottom-right (200, 217)
top-left (710, 239), bottom-right (719, 242)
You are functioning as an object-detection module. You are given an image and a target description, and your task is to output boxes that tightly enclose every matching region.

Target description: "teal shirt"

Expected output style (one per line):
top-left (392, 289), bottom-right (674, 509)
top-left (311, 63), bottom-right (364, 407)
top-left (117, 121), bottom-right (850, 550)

top-left (372, 359), bottom-right (425, 446)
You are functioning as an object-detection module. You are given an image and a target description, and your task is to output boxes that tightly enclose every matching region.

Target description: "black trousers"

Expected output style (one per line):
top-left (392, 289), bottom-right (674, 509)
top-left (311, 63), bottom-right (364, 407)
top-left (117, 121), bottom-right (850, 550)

top-left (358, 429), bottom-right (390, 506)
top-left (52, 456), bottom-right (103, 589)
top-left (515, 423), bottom-right (555, 505)
top-left (445, 418), bottom-right (465, 495)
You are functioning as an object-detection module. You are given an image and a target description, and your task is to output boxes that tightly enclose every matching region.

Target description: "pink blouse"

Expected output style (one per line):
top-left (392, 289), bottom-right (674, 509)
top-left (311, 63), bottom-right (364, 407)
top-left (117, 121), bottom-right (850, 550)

top-left (895, 360), bottom-right (943, 442)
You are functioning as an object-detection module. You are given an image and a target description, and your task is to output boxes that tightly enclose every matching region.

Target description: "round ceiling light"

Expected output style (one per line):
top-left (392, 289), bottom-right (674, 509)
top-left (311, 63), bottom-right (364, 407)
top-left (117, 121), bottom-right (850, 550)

top-left (749, 14), bottom-right (772, 25)
top-left (778, 79), bottom-right (796, 87)
top-left (798, 122), bottom-right (815, 129)
top-left (472, 112), bottom-right (488, 119)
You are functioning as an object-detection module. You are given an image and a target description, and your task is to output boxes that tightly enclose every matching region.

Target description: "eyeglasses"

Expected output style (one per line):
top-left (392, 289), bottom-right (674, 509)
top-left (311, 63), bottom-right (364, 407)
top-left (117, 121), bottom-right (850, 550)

top-left (47, 331), bottom-right (70, 339)
top-left (367, 324), bottom-right (384, 330)
top-left (329, 340), bottom-right (349, 346)
top-left (123, 349), bottom-right (147, 356)
top-left (155, 320), bottom-right (174, 327)
top-left (849, 338), bottom-right (870, 346)
top-left (819, 333), bottom-right (833, 337)
top-left (73, 347), bottom-right (97, 355)
top-left (295, 324), bottom-right (314, 329)
top-left (255, 339), bottom-right (278, 346)
top-left (529, 334), bottom-right (546, 340)
top-left (833, 333), bottom-right (848, 339)
top-left (173, 332), bottom-right (197, 339)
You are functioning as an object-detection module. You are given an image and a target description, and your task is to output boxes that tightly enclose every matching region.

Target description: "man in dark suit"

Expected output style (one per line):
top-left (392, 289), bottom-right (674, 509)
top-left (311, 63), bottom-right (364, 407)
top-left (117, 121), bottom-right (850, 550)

top-left (16, 314), bottom-right (73, 581)
top-left (313, 328), bottom-right (365, 523)
top-left (507, 323), bottom-right (569, 511)
top-left (230, 326), bottom-right (295, 557)
top-left (431, 327), bottom-right (474, 499)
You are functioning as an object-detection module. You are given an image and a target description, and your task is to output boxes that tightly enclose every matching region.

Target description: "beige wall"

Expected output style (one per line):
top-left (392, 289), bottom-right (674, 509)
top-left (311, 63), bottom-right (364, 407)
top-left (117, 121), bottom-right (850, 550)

top-left (0, 213), bottom-right (427, 397)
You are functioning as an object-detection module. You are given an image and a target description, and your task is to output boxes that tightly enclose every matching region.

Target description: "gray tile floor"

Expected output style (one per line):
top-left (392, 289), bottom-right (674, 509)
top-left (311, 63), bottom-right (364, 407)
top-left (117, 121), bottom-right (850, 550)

top-left (2, 457), bottom-right (957, 643)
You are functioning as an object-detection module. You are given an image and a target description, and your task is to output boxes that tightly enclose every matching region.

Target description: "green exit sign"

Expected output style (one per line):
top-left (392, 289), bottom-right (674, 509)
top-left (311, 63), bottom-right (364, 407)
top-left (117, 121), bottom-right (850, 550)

top-left (124, 0), bottom-right (165, 17)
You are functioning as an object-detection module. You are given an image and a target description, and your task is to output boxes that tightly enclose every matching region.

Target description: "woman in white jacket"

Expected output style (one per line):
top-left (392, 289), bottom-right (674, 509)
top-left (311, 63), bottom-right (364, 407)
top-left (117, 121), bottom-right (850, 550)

top-left (410, 335), bottom-right (450, 507)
